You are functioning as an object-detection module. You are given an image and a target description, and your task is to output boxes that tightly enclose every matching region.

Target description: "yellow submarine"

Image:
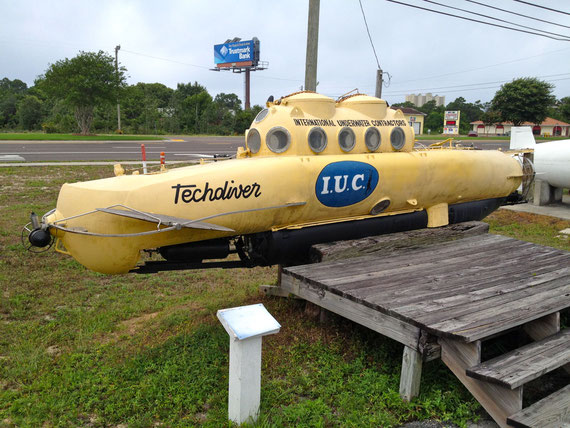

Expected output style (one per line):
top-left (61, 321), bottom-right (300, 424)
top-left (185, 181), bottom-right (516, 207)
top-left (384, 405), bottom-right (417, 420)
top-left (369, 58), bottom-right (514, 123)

top-left (25, 92), bottom-right (526, 274)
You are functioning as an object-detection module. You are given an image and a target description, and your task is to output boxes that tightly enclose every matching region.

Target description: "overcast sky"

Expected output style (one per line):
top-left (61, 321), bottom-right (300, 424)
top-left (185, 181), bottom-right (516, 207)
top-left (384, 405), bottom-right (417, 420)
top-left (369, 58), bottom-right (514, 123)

top-left (1, 0), bottom-right (569, 108)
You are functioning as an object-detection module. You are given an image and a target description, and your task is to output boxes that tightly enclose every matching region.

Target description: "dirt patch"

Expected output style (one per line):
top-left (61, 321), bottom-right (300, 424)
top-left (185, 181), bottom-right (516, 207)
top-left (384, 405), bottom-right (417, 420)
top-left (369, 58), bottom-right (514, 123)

top-left (119, 311), bottom-right (160, 335)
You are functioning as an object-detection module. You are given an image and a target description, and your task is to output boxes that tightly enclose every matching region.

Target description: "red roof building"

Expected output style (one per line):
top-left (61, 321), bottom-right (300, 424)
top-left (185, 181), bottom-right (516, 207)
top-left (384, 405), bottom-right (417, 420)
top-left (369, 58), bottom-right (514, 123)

top-left (470, 117), bottom-right (570, 137)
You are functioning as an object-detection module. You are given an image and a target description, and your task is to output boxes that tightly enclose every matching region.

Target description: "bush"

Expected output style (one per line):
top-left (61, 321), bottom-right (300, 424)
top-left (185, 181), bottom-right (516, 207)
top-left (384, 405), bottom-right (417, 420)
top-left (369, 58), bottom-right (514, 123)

top-left (41, 122), bottom-right (59, 134)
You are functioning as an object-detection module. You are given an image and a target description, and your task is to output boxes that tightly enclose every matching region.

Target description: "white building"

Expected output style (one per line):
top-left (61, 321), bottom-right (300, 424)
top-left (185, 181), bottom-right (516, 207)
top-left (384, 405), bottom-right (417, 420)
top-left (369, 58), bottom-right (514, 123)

top-left (405, 93), bottom-right (445, 108)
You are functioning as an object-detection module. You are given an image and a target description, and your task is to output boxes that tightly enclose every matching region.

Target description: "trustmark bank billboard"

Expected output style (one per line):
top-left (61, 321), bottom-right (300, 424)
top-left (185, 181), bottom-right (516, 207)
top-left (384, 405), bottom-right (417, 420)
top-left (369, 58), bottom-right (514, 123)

top-left (214, 39), bottom-right (259, 68)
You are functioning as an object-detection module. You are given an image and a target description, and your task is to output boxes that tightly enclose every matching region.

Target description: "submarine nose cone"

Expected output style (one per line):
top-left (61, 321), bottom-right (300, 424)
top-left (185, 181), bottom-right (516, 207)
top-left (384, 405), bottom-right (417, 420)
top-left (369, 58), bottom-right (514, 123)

top-left (29, 228), bottom-right (52, 247)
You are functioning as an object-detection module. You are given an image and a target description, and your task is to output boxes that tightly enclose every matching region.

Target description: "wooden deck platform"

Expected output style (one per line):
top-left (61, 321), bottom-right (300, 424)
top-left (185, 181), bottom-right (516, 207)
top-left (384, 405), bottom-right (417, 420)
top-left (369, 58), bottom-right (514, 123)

top-left (284, 234), bottom-right (569, 343)
top-left (267, 232), bottom-right (570, 428)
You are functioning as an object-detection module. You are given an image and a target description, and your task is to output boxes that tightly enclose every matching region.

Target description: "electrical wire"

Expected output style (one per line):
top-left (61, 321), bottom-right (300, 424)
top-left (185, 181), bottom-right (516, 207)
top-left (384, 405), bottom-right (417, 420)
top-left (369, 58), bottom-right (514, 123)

top-left (383, 73), bottom-right (570, 94)
top-left (121, 48), bottom-right (303, 83)
top-left (358, 0), bottom-right (381, 69)
top-left (511, 0), bottom-right (570, 16)
top-left (382, 77), bottom-right (570, 96)
top-left (385, 0), bottom-right (570, 41)
top-left (463, 0), bottom-right (570, 30)
top-left (421, 0), bottom-right (570, 40)
top-left (122, 49), bottom-right (211, 69)
top-left (390, 47), bottom-right (570, 86)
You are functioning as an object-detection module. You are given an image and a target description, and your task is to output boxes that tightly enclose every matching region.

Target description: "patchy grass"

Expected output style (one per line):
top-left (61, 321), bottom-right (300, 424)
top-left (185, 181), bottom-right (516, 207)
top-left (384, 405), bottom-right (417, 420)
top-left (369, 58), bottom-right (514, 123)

top-left (0, 165), bottom-right (568, 427)
top-left (485, 209), bottom-right (570, 251)
top-left (0, 133), bottom-right (163, 141)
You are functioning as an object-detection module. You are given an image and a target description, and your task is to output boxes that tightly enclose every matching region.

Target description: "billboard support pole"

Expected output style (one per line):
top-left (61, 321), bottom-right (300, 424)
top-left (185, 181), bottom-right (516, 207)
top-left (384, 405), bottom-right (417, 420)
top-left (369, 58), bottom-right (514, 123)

top-left (245, 68), bottom-right (251, 110)
top-left (305, 0), bottom-right (320, 92)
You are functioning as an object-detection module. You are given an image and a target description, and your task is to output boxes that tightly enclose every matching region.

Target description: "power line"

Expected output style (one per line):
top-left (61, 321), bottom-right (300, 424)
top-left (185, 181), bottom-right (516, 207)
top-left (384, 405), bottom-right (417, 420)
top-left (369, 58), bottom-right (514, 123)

top-left (382, 77), bottom-right (570, 96)
top-left (121, 49), bottom-right (211, 69)
top-left (358, 0), bottom-right (381, 69)
top-left (511, 0), bottom-right (570, 16)
top-left (421, 0), bottom-right (570, 40)
top-left (121, 48), bottom-right (303, 82)
top-left (463, 0), bottom-right (570, 30)
top-left (385, 73), bottom-right (570, 94)
top-left (385, 0), bottom-right (570, 41)
top-left (389, 47), bottom-right (570, 86)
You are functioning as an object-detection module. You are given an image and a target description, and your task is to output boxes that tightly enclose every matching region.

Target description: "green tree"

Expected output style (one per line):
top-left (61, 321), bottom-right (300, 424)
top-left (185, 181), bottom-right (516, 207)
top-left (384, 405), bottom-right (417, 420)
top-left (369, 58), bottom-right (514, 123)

top-left (424, 111), bottom-right (444, 134)
top-left (17, 95), bottom-right (44, 130)
top-left (0, 78), bottom-right (28, 128)
top-left (390, 101), bottom-right (416, 109)
top-left (558, 97), bottom-right (570, 123)
top-left (214, 93), bottom-right (242, 112)
top-left (491, 77), bottom-right (555, 126)
top-left (37, 51), bottom-right (126, 134)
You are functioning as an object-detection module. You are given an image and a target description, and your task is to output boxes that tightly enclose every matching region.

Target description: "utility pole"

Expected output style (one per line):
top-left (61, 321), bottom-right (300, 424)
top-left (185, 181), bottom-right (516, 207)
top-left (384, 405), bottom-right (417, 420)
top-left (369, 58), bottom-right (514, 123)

top-left (115, 45), bottom-right (121, 132)
top-left (375, 68), bottom-right (383, 99)
top-left (304, 0), bottom-right (320, 92)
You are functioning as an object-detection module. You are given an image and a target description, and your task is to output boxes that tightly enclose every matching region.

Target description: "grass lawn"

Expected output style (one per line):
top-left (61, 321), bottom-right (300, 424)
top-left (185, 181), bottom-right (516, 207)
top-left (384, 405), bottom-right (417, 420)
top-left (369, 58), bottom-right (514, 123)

top-left (414, 134), bottom-right (566, 142)
top-left (0, 133), bottom-right (164, 141)
top-left (0, 165), bottom-right (568, 427)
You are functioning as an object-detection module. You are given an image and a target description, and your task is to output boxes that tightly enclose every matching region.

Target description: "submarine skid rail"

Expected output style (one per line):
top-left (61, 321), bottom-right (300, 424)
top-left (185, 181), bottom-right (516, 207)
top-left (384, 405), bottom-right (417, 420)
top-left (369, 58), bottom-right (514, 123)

top-left (24, 91), bottom-right (525, 274)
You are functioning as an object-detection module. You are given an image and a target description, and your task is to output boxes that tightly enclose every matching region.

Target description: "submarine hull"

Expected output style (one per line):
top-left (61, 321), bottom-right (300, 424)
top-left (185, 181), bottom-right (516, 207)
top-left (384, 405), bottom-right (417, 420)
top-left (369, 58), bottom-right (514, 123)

top-left (45, 149), bottom-right (522, 274)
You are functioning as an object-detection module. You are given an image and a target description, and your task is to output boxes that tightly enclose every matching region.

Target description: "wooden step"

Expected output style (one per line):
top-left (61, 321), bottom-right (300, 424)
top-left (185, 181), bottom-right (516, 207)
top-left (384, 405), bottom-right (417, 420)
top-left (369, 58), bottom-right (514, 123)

top-left (466, 329), bottom-right (570, 389)
top-left (507, 384), bottom-right (570, 428)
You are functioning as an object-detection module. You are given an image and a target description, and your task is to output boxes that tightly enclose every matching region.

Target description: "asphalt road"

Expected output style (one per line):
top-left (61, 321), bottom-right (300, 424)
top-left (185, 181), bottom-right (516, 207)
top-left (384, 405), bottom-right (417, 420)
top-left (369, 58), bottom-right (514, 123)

top-left (0, 136), bottom-right (510, 163)
top-left (0, 136), bottom-right (245, 162)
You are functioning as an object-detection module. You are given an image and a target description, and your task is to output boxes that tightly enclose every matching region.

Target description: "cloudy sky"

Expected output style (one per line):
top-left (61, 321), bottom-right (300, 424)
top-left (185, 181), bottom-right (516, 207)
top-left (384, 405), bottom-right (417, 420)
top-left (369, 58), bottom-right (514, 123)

top-left (1, 0), bottom-right (569, 108)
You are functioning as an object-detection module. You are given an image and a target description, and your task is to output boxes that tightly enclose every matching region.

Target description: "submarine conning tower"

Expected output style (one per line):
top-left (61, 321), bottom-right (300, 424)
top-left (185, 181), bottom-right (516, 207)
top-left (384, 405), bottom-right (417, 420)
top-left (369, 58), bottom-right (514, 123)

top-left (241, 91), bottom-right (415, 158)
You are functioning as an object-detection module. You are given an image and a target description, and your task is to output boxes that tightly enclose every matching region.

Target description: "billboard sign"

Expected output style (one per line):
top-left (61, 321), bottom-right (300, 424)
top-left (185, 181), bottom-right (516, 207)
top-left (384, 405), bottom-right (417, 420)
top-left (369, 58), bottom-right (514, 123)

top-left (443, 110), bottom-right (460, 134)
top-left (214, 40), bottom-right (257, 66)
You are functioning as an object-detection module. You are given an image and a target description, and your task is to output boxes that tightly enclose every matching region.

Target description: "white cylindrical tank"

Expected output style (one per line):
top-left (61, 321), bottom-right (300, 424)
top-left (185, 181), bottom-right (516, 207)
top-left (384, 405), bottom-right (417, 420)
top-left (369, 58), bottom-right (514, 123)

top-left (535, 140), bottom-right (570, 189)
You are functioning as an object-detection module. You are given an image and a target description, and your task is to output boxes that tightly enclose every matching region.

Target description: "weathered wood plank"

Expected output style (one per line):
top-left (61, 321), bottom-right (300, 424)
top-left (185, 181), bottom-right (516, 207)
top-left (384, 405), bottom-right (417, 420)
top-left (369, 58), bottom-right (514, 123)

top-left (507, 384), bottom-right (570, 428)
top-left (311, 221), bottom-right (490, 263)
top-left (349, 254), bottom-right (568, 306)
top-left (399, 346), bottom-right (423, 401)
top-left (391, 267), bottom-right (570, 319)
top-left (320, 241), bottom-right (543, 290)
top-left (440, 338), bottom-right (522, 428)
top-left (466, 329), bottom-right (570, 389)
top-left (279, 274), bottom-right (422, 350)
top-left (421, 281), bottom-right (570, 341)
top-left (298, 235), bottom-right (527, 287)
top-left (285, 233), bottom-right (507, 282)
top-left (524, 313), bottom-right (570, 375)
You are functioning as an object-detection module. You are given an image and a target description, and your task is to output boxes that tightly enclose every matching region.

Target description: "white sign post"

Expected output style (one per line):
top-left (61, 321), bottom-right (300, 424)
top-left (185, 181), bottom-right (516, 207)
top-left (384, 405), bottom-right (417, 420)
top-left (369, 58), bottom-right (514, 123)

top-left (217, 303), bottom-right (280, 425)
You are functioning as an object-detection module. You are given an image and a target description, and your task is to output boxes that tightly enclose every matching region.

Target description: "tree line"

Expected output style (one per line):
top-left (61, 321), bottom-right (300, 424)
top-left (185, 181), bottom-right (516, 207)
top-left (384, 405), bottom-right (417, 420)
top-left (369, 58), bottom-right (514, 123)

top-left (1, 51), bottom-right (569, 135)
top-left (391, 77), bottom-right (569, 135)
top-left (0, 51), bottom-right (262, 135)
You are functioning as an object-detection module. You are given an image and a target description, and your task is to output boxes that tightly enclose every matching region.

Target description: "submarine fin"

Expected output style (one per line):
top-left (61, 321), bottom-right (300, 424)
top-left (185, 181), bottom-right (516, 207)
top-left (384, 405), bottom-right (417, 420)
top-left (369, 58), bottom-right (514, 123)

top-left (96, 207), bottom-right (235, 232)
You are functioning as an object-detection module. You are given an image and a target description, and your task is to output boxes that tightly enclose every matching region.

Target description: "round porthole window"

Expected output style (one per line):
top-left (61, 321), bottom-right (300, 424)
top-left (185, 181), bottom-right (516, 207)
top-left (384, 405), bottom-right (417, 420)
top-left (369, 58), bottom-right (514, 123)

top-left (246, 128), bottom-right (261, 153)
top-left (254, 108), bottom-right (269, 123)
top-left (365, 127), bottom-right (381, 151)
top-left (390, 127), bottom-right (406, 151)
top-left (338, 127), bottom-right (356, 152)
top-left (308, 127), bottom-right (327, 153)
top-left (266, 126), bottom-right (291, 153)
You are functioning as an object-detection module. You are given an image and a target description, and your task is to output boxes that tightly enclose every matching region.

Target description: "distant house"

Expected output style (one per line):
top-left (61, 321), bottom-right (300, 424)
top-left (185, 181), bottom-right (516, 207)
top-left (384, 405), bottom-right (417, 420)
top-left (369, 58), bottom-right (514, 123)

top-left (470, 117), bottom-right (570, 137)
top-left (390, 106), bottom-right (427, 134)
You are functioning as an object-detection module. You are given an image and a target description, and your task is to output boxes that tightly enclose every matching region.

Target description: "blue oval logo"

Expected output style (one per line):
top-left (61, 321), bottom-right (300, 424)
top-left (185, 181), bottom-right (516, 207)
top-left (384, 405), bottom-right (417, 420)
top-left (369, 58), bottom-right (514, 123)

top-left (316, 161), bottom-right (379, 207)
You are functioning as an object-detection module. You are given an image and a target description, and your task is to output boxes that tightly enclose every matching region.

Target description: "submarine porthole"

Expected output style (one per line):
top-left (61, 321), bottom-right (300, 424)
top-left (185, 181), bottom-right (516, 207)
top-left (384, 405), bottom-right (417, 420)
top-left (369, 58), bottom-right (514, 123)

top-left (255, 108), bottom-right (269, 123)
top-left (246, 128), bottom-right (261, 153)
top-left (266, 126), bottom-right (291, 153)
top-left (370, 199), bottom-right (391, 215)
top-left (365, 127), bottom-right (381, 151)
top-left (390, 127), bottom-right (406, 151)
top-left (338, 127), bottom-right (356, 152)
top-left (308, 127), bottom-right (327, 153)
